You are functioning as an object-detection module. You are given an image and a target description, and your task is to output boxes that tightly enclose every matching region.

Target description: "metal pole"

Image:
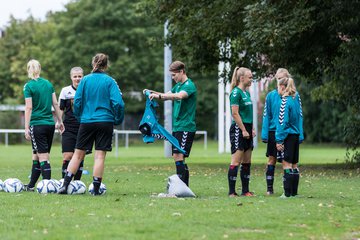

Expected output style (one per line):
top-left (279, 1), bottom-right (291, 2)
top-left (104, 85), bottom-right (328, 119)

top-left (115, 131), bottom-right (118, 157)
top-left (164, 20), bottom-right (173, 157)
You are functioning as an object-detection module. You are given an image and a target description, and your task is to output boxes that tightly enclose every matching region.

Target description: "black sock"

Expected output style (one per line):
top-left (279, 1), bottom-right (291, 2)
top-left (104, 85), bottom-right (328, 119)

top-left (184, 164), bottom-right (189, 186)
top-left (283, 169), bottom-right (293, 197)
top-left (93, 176), bottom-right (102, 195)
top-left (266, 164), bottom-right (275, 192)
top-left (63, 171), bottom-right (74, 188)
top-left (240, 163), bottom-right (251, 194)
top-left (292, 168), bottom-right (300, 196)
top-left (74, 160), bottom-right (84, 181)
top-left (40, 161), bottom-right (51, 180)
top-left (28, 160), bottom-right (41, 188)
top-left (62, 160), bottom-right (70, 178)
top-left (175, 161), bottom-right (186, 184)
top-left (228, 165), bottom-right (239, 194)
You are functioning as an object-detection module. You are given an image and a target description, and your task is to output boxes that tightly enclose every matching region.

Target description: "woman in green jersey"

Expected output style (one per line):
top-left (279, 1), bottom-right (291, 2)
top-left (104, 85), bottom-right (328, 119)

top-left (227, 67), bottom-right (255, 197)
top-left (23, 59), bottom-right (64, 191)
top-left (145, 60), bottom-right (197, 187)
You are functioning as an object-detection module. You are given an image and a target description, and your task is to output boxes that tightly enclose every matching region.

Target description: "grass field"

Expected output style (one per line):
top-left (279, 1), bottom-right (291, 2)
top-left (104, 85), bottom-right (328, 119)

top-left (0, 141), bottom-right (359, 240)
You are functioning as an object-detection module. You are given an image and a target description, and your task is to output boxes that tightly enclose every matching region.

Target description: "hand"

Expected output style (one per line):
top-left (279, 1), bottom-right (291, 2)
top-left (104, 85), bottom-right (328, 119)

top-left (276, 143), bottom-right (284, 151)
top-left (57, 122), bottom-right (65, 135)
top-left (242, 130), bottom-right (250, 139)
top-left (252, 129), bottom-right (256, 138)
top-left (149, 93), bottom-right (158, 100)
top-left (24, 129), bottom-right (31, 141)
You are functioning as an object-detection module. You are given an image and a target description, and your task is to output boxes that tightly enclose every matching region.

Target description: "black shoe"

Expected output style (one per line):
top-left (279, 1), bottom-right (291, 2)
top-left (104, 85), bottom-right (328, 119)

top-left (57, 186), bottom-right (68, 194)
top-left (23, 184), bottom-right (35, 192)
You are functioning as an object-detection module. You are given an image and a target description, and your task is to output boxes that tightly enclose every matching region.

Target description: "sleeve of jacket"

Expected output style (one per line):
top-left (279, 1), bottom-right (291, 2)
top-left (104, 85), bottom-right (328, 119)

top-left (297, 93), bottom-right (304, 143)
top-left (73, 81), bottom-right (84, 119)
top-left (275, 97), bottom-right (289, 144)
top-left (110, 80), bottom-right (125, 125)
top-left (261, 93), bottom-right (271, 142)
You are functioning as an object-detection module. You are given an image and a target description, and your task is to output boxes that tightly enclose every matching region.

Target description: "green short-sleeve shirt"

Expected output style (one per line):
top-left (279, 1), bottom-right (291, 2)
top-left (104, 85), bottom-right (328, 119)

top-left (23, 78), bottom-right (55, 126)
top-left (230, 87), bottom-right (253, 124)
top-left (171, 78), bottom-right (197, 132)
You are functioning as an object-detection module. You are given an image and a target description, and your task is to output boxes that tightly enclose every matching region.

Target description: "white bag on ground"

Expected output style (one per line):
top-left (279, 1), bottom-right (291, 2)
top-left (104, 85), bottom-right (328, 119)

top-left (167, 174), bottom-right (196, 198)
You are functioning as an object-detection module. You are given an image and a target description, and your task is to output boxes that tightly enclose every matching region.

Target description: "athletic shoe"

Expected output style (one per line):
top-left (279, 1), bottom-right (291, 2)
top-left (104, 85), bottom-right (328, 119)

top-left (279, 193), bottom-right (291, 199)
top-left (241, 192), bottom-right (255, 197)
top-left (228, 193), bottom-right (239, 198)
top-left (266, 191), bottom-right (274, 195)
top-left (23, 184), bottom-right (35, 192)
top-left (57, 186), bottom-right (68, 194)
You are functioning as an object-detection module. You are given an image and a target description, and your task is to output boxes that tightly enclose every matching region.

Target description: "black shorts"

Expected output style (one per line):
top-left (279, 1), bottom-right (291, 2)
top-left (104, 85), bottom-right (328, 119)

top-left (30, 125), bottom-right (55, 154)
top-left (230, 123), bottom-right (253, 154)
top-left (266, 131), bottom-right (277, 158)
top-left (75, 122), bottom-right (114, 151)
top-left (172, 131), bottom-right (195, 158)
top-left (61, 127), bottom-right (78, 153)
top-left (277, 134), bottom-right (300, 164)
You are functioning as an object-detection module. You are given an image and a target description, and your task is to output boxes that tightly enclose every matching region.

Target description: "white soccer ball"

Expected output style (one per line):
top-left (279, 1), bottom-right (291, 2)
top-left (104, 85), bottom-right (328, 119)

top-left (52, 179), bottom-right (61, 188)
top-left (73, 180), bottom-right (86, 194)
top-left (3, 178), bottom-right (24, 193)
top-left (67, 181), bottom-right (79, 195)
top-left (88, 182), bottom-right (106, 195)
top-left (36, 179), bottom-right (58, 194)
top-left (0, 179), bottom-right (4, 191)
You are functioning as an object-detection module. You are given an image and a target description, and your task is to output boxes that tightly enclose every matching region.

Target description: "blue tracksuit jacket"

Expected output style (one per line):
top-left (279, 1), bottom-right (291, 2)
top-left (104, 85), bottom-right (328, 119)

top-left (139, 91), bottom-right (186, 155)
top-left (74, 72), bottom-right (124, 125)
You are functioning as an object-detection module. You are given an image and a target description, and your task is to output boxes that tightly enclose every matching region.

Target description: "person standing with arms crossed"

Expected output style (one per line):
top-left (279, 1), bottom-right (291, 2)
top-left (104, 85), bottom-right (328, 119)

top-left (23, 59), bottom-right (64, 191)
top-left (58, 67), bottom-right (87, 180)
top-left (227, 67), bottom-right (256, 197)
top-left (58, 53), bottom-right (124, 195)
top-left (145, 60), bottom-right (197, 186)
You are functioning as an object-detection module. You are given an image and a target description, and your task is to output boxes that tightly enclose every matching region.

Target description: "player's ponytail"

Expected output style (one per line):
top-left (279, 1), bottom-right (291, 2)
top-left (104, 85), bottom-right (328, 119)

top-left (230, 67), bottom-right (240, 91)
top-left (92, 53), bottom-right (109, 73)
top-left (278, 77), bottom-right (296, 97)
top-left (230, 67), bottom-right (251, 91)
top-left (27, 59), bottom-right (41, 79)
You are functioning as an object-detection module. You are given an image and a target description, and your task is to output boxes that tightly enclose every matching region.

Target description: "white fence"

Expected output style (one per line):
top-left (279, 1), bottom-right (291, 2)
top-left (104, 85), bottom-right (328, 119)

top-left (0, 129), bottom-right (208, 157)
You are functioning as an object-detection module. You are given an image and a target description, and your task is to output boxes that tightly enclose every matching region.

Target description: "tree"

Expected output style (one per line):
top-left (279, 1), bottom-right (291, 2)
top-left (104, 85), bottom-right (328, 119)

top-left (144, 0), bottom-right (360, 152)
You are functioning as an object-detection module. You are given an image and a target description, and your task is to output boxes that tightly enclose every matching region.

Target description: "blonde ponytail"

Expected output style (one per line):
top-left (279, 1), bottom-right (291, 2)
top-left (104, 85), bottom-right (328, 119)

top-left (27, 59), bottom-right (41, 79)
top-left (230, 67), bottom-right (251, 91)
top-left (278, 77), bottom-right (296, 97)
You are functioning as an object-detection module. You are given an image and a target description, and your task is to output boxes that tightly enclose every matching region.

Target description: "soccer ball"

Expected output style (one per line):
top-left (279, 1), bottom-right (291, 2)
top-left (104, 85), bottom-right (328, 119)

top-left (36, 179), bottom-right (58, 194)
top-left (73, 180), bottom-right (86, 194)
top-left (88, 182), bottom-right (106, 195)
top-left (0, 179), bottom-right (3, 191)
top-left (67, 181), bottom-right (80, 195)
top-left (58, 178), bottom-right (64, 187)
top-left (52, 179), bottom-right (61, 188)
top-left (3, 178), bottom-right (24, 193)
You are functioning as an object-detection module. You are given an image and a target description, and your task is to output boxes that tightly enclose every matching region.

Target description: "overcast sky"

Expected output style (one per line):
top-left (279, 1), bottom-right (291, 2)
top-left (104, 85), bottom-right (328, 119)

top-left (0, 0), bottom-right (71, 28)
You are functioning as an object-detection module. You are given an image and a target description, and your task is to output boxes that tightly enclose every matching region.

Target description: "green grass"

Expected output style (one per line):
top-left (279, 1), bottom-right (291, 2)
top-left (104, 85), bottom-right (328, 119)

top-left (0, 141), bottom-right (359, 240)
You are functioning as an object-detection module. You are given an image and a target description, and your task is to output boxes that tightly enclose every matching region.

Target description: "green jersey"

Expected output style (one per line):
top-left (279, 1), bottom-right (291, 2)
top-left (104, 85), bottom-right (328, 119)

top-left (23, 77), bottom-right (55, 126)
top-left (230, 87), bottom-right (253, 124)
top-left (171, 78), bottom-right (197, 132)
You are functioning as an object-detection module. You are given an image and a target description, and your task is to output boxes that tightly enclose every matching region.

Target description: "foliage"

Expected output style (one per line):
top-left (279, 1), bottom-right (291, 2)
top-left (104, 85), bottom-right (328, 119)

top-left (144, 0), bottom-right (360, 149)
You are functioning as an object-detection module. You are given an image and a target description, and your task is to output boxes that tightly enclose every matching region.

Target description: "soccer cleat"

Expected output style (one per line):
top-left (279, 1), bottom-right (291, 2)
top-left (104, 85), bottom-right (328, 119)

top-left (266, 190), bottom-right (274, 195)
top-left (279, 193), bottom-right (291, 199)
top-left (23, 184), bottom-right (35, 192)
top-left (57, 186), bottom-right (68, 194)
top-left (228, 193), bottom-right (239, 198)
top-left (241, 192), bottom-right (255, 197)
